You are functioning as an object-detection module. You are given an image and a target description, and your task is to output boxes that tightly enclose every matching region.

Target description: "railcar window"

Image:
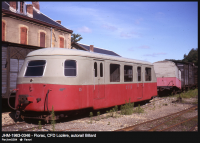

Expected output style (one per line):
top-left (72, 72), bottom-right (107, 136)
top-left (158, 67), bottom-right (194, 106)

top-left (124, 65), bottom-right (133, 82)
top-left (25, 60), bottom-right (46, 76)
top-left (110, 64), bottom-right (120, 82)
top-left (145, 67), bottom-right (151, 81)
top-left (94, 62), bottom-right (97, 77)
top-left (137, 67), bottom-right (141, 81)
top-left (100, 63), bottom-right (103, 77)
top-left (65, 60), bottom-right (76, 76)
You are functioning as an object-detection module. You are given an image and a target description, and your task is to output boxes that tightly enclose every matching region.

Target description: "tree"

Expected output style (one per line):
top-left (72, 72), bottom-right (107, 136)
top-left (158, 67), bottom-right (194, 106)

top-left (71, 33), bottom-right (83, 43)
top-left (182, 48), bottom-right (198, 66)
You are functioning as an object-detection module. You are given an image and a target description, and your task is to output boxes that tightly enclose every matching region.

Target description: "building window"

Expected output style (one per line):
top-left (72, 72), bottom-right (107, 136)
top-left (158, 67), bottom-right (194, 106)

top-left (64, 60), bottom-right (76, 76)
top-left (110, 64), bottom-right (120, 82)
top-left (20, 27), bottom-right (27, 44)
top-left (145, 67), bottom-right (151, 81)
top-left (40, 32), bottom-right (45, 47)
top-left (25, 60), bottom-right (46, 76)
top-left (137, 67), bottom-right (141, 81)
top-left (60, 37), bottom-right (64, 48)
top-left (124, 65), bottom-right (133, 82)
top-left (100, 63), bottom-right (103, 77)
top-left (2, 21), bottom-right (5, 41)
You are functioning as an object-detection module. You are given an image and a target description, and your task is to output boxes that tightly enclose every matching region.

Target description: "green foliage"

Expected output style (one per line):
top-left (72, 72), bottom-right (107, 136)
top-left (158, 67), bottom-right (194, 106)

top-left (165, 48), bottom-right (198, 66)
top-left (120, 99), bottom-right (134, 115)
top-left (97, 111), bottom-right (100, 121)
top-left (182, 48), bottom-right (198, 66)
top-left (133, 104), bottom-right (144, 113)
top-left (71, 33), bottom-right (83, 43)
top-left (38, 121), bottom-right (42, 129)
top-left (51, 106), bottom-right (56, 131)
top-left (89, 112), bottom-right (93, 124)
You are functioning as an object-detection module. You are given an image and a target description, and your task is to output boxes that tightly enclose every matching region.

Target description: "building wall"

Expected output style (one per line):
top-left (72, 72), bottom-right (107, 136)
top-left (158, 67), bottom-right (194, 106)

top-left (2, 16), bottom-right (71, 49)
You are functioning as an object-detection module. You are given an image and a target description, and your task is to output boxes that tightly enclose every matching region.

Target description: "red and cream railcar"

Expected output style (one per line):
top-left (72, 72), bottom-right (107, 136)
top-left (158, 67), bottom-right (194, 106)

top-left (153, 61), bottom-right (181, 92)
top-left (15, 48), bottom-right (157, 120)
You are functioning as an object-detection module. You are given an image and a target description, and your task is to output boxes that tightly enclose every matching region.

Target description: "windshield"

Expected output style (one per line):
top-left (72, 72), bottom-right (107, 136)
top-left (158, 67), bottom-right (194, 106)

top-left (25, 60), bottom-right (46, 76)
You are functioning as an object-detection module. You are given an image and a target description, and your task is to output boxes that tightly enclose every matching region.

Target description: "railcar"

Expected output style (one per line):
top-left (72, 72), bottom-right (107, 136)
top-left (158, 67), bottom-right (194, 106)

top-left (153, 60), bottom-right (198, 96)
top-left (153, 61), bottom-right (181, 94)
top-left (14, 48), bottom-right (157, 122)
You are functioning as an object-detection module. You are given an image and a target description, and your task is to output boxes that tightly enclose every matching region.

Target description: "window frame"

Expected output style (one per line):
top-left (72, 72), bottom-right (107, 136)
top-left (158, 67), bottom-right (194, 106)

top-left (94, 62), bottom-right (97, 77)
top-left (100, 62), bottom-right (103, 77)
top-left (124, 65), bottom-right (133, 82)
top-left (110, 63), bottom-right (120, 82)
top-left (64, 59), bottom-right (77, 77)
top-left (145, 67), bottom-right (152, 81)
top-left (24, 60), bottom-right (47, 77)
top-left (137, 66), bottom-right (142, 82)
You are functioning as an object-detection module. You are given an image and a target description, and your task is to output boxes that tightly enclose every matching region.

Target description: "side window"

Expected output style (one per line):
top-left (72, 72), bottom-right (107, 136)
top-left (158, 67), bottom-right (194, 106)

top-left (94, 62), bottom-right (97, 77)
top-left (137, 67), bottom-right (141, 81)
top-left (110, 64), bottom-right (120, 82)
top-left (100, 63), bottom-right (103, 77)
top-left (20, 27), bottom-right (27, 44)
top-left (25, 60), bottom-right (46, 76)
top-left (40, 32), bottom-right (45, 47)
top-left (124, 65), bottom-right (133, 82)
top-left (64, 60), bottom-right (76, 76)
top-left (60, 37), bottom-right (64, 48)
top-left (145, 67), bottom-right (151, 81)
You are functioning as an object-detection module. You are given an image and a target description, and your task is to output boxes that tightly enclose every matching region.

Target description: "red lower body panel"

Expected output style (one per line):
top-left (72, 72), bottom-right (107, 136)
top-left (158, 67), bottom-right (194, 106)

top-left (15, 82), bottom-right (157, 112)
top-left (157, 77), bottom-right (181, 89)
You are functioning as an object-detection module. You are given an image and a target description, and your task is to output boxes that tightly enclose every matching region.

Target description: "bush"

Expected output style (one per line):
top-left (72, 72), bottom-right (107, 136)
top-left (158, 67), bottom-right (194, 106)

top-left (120, 99), bottom-right (134, 115)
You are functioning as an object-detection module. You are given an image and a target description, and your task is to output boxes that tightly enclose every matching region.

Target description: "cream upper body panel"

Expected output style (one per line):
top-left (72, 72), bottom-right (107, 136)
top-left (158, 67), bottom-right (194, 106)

top-left (27, 48), bottom-right (152, 65)
top-left (153, 61), bottom-right (181, 80)
top-left (17, 48), bottom-right (156, 85)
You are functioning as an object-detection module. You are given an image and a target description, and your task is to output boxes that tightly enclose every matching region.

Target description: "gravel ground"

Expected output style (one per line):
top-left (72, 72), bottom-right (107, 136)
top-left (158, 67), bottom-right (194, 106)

top-left (2, 96), bottom-right (198, 131)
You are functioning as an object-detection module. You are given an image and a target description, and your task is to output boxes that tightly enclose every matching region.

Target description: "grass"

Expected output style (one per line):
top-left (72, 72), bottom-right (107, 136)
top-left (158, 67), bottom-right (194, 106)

top-left (120, 99), bottom-right (134, 115)
top-left (133, 104), bottom-right (144, 113)
top-left (96, 111), bottom-right (100, 121)
top-left (170, 89), bottom-right (198, 99)
top-left (89, 112), bottom-right (93, 124)
top-left (38, 121), bottom-right (42, 129)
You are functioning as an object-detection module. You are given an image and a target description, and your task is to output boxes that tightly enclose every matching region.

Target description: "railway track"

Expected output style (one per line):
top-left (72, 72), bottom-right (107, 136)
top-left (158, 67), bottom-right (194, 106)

top-left (2, 122), bottom-right (52, 132)
top-left (115, 105), bottom-right (198, 131)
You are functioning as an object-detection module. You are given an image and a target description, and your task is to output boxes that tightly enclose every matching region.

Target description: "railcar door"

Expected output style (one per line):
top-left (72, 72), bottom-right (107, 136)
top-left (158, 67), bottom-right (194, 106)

top-left (136, 65), bottom-right (143, 99)
top-left (93, 60), bottom-right (105, 99)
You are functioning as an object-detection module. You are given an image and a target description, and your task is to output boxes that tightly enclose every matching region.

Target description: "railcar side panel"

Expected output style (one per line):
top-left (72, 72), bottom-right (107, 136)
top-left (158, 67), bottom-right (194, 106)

top-left (157, 77), bottom-right (181, 89)
top-left (15, 82), bottom-right (157, 111)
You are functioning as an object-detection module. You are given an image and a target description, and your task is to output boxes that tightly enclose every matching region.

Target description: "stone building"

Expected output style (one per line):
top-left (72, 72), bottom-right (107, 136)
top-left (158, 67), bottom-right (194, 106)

top-left (2, 1), bottom-right (73, 100)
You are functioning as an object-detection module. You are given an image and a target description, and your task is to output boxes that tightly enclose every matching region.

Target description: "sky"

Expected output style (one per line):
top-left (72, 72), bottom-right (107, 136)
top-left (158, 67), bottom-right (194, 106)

top-left (26, 1), bottom-right (198, 63)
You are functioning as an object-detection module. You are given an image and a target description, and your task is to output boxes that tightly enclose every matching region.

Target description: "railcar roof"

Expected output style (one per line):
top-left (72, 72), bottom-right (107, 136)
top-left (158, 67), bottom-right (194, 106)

top-left (153, 60), bottom-right (175, 64)
top-left (27, 48), bottom-right (152, 65)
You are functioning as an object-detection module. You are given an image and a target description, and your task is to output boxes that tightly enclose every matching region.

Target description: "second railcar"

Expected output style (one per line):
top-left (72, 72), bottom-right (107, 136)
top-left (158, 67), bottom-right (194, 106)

top-left (14, 48), bottom-right (157, 121)
top-left (153, 61), bottom-right (181, 92)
